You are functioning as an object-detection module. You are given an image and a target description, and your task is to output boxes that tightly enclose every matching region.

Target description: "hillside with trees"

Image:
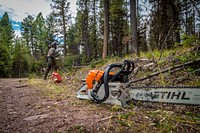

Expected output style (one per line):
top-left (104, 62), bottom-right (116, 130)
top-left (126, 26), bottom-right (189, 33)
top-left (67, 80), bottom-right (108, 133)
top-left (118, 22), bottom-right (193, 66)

top-left (0, 0), bottom-right (199, 78)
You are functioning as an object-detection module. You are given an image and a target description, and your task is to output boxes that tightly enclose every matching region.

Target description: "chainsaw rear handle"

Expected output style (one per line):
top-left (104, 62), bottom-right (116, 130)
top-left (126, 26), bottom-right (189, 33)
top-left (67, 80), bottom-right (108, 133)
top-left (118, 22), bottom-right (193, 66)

top-left (91, 60), bottom-right (134, 103)
top-left (91, 63), bottom-right (123, 102)
top-left (103, 63), bottom-right (124, 100)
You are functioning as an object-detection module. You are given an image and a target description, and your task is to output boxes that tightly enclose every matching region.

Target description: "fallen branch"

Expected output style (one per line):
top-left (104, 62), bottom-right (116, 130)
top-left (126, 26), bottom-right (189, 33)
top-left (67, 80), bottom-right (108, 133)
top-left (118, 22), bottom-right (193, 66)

top-left (129, 58), bottom-right (200, 84)
top-left (97, 116), bottom-right (114, 122)
top-left (14, 84), bottom-right (28, 88)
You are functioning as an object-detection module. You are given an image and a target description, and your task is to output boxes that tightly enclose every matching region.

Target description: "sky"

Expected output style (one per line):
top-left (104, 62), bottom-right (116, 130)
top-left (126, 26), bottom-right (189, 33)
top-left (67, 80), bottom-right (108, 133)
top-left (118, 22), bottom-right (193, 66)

top-left (0, 0), bottom-right (77, 36)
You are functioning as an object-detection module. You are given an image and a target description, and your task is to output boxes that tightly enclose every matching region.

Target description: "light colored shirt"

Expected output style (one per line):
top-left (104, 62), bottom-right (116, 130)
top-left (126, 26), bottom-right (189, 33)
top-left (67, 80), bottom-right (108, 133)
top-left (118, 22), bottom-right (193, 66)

top-left (47, 47), bottom-right (56, 58)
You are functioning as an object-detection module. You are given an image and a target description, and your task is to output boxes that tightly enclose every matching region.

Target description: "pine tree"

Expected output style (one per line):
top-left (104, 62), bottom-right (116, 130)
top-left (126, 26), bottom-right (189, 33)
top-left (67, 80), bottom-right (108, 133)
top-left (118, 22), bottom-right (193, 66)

top-left (34, 12), bottom-right (48, 58)
top-left (76, 0), bottom-right (90, 64)
top-left (12, 38), bottom-right (32, 77)
top-left (89, 0), bottom-right (99, 60)
top-left (46, 12), bottom-right (57, 46)
top-left (51, 0), bottom-right (71, 56)
top-left (73, 10), bottom-right (83, 64)
top-left (109, 0), bottom-right (127, 57)
top-left (0, 12), bottom-right (15, 77)
top-left (0, 12), bottom-right (15, 45)
top-left (21, 15), bottom-right (36, 55)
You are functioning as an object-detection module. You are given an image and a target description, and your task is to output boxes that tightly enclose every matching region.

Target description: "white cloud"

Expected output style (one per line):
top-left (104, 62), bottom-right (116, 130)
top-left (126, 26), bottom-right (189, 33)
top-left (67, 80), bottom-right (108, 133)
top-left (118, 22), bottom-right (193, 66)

top-left (0, 0), bottom-right (51, 21)
top-left (0, 0), bottom-right (77, 37)
top-left (0, 0), bottom-right (77, 22)
top-left (69, 0), bottom-right (77, 16)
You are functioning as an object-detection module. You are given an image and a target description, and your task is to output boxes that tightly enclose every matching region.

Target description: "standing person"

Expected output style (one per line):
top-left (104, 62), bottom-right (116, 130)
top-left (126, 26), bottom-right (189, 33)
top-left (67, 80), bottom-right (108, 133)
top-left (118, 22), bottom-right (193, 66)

top-left (43, 42), bottom-right (58, 80)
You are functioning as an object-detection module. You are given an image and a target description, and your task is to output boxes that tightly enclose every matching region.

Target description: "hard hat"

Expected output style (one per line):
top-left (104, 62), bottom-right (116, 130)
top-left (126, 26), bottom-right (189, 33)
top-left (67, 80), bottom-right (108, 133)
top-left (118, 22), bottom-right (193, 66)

top-left (51, 42), bottom-right (57, 48)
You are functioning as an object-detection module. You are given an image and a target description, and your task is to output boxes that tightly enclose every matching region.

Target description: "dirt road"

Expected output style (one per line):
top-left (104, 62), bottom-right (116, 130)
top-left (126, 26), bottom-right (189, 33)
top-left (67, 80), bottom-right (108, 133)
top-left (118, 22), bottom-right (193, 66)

top-left (0, 78), bottom-right (110, 133)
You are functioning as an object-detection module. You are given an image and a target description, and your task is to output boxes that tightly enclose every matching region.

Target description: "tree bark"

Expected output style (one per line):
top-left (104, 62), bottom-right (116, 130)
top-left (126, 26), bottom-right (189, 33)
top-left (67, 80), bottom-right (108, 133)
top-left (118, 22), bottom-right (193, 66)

top-left (130, 0), bottom-right (139, 57)
top-left (102, 0), bottom-right (109, 58)
top-left (61, 0), bottom-right (67, 56)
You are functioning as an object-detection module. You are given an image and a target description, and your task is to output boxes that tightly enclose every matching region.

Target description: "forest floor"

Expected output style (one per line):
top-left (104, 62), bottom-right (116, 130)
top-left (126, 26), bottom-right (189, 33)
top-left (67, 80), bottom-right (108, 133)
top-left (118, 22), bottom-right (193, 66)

top-left (1, 47), bottom-right (200, 133)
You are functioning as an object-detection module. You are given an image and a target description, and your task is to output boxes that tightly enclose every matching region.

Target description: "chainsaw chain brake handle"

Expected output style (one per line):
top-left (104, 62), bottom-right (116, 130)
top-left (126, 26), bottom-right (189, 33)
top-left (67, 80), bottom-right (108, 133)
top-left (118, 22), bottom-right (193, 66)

top-left (91, 60), bottom-right (134, 103)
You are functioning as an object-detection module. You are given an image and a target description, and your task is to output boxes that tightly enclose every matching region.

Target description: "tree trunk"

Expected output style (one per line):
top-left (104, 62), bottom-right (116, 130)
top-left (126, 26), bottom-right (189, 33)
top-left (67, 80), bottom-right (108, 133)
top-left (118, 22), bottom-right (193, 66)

top-left (93, 0), bottom-right (97, 59)
top-left (84, 0), bottom-right (89, 63)
top-left (62, 0), bottom-right (67, 56)
top-left (130, 0), bottom-right (139, 57)
top-left (102, 0), bottom-right (109, 58)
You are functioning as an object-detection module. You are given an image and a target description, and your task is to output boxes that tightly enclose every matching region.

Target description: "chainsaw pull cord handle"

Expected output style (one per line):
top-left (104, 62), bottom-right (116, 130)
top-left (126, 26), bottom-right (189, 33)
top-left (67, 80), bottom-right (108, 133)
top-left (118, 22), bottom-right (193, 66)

top-left (91, 63), bottom-right (123, 103)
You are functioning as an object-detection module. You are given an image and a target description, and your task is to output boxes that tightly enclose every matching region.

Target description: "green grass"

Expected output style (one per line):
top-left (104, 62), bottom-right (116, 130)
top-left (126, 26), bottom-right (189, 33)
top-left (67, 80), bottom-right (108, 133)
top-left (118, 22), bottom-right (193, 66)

top-left (28, 79), bottom-right (70, 100)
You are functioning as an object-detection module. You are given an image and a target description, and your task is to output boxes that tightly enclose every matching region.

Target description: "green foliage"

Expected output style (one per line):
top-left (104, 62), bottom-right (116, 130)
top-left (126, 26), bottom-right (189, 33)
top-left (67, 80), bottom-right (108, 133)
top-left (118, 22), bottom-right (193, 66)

top-left (180, 34), bottom-right (198, 47)
top-left (90, 58), bottom-right (107, 68)
top-left (51, 0), bottom-right (71, 56)
top-left (178, 49), bottom-right (200, 63)
top-left (53, 131), bottom-right (62, 133)
top-left (21, 13), bottom-right (49, 58)
top-left (12, 39), bottom-right (34, 77)
top-left (90, 56), bottom-right (122, 68)
top-left (0, 12), bottom-right (14, 77)
top-left (0, 12), bottom-right (15, 44)
top-left (186, 112), bottom-right (200, 118)
top-left (63, 55), bottom-right (81, 70)
top-left (109, 0), bottom-right (127, 57)
top-left (0, 42), bottom-right (12, 77)
top-left (110, 105), bottom-right (123, 112)
top-left (140, 49), bottom-right (175, 61)
top-left (34, 12), bottom-right (49, 57)
top-left (21, 15), bottom-right (35, 49)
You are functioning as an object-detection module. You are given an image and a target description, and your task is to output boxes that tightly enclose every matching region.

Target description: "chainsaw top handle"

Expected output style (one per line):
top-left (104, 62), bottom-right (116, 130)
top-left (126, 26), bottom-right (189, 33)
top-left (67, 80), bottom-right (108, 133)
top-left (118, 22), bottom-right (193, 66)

top-left (110, 60), bottom-right (134, 82)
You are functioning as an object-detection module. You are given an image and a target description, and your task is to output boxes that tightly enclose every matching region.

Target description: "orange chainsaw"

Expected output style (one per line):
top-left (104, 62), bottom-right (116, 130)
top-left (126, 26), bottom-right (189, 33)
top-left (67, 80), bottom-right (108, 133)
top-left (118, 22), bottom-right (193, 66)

top-left (77, 60), bottom-right (200, 107)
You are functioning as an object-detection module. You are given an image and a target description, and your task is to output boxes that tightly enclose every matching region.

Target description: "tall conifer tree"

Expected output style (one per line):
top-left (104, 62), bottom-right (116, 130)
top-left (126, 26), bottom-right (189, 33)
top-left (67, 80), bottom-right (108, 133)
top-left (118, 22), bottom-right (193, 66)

top-left (0, 12), bottom-right (15, 77)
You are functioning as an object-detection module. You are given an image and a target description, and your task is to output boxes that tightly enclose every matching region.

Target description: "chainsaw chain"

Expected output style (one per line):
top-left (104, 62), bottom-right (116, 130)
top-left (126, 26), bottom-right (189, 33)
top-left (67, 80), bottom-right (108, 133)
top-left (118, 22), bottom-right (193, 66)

top-left (126, 85), bottom-right (200, 89)
top-left (129, 98), bottom-right (199, 106)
